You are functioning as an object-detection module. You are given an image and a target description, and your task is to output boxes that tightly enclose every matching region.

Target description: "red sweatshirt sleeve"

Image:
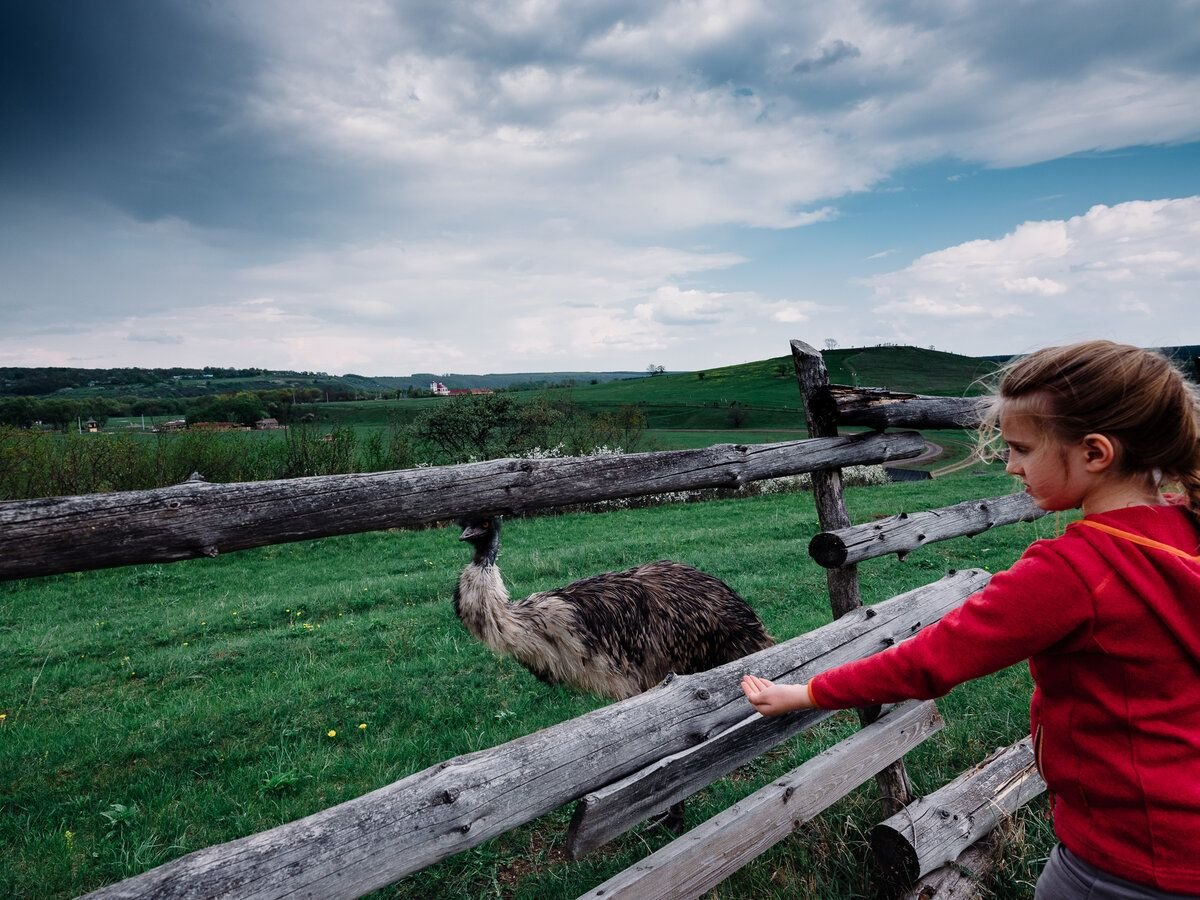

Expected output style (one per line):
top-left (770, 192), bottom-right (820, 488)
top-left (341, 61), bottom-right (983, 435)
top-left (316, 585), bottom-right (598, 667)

top-left (809, 540), bottom-right (1093, 709)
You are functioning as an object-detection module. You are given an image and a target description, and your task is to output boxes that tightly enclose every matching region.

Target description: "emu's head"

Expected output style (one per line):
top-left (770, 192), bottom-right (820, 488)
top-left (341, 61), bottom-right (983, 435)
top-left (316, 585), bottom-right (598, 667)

top-left (458, 515), bottom-right (502, 566)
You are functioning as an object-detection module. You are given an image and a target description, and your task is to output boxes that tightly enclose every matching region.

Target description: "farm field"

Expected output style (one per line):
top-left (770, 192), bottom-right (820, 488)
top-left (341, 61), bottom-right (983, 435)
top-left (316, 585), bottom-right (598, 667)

top-left (0, 469), bottom-right (1062, 899)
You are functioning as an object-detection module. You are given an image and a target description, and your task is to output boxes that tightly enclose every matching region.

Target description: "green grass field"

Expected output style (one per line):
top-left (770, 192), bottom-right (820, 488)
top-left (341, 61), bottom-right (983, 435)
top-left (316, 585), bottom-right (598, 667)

top-left (1, 469), bottom-right (1063, 899)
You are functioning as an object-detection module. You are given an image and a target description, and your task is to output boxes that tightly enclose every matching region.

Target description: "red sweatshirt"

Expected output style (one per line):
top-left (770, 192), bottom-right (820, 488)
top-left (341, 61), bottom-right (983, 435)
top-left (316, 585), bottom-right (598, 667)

top-left (809, 502), bottom-right (1200, 894)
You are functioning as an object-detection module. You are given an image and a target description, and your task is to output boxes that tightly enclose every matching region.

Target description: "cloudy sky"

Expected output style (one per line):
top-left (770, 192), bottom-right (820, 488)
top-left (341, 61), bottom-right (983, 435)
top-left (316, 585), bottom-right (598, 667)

top-left (2, 1), bottom-right (1199, 376)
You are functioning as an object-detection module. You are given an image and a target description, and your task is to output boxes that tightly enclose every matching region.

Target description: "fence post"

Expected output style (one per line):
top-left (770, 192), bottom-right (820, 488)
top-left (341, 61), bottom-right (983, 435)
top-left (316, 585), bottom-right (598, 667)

top-left (791, 339), bottom-right (915, 813)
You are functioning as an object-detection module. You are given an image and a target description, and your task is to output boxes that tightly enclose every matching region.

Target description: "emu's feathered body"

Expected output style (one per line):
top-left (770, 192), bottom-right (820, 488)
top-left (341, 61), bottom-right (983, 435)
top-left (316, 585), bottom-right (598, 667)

top-left (453, 516), bottom-right (774, 699)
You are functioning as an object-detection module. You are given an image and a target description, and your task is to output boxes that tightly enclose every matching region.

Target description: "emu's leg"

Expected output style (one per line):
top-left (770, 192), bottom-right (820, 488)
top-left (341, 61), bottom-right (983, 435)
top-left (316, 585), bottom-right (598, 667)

top-left (648, 800), bottom-right (686, 834)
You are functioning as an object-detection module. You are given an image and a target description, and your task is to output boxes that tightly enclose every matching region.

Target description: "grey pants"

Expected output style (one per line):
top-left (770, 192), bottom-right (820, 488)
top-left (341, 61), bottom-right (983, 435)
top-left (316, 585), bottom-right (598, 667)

top-left (1035, 844), bottom-right (1198, 899)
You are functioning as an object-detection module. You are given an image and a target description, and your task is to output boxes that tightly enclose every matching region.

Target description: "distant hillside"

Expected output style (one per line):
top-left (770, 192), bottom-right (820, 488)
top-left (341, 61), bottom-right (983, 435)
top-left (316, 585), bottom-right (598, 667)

top-left (822, 346), bottom-right (998, 394)
top-left (555, 345), bottom-right (1001, 431)
top-left (364, 371), bottom-right (648, 391)
top-left (570, 346), bottom-right (997, 407)
top-left (979, 344), bottom-right (1200, 369)
top-left (0, 366), bottom-right (648, 399)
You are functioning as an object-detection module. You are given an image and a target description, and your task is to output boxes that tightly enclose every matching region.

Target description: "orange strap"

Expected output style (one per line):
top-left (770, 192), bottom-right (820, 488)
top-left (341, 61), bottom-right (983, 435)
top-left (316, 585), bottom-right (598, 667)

top-left (1076, 519), bottom-right (1200, 562)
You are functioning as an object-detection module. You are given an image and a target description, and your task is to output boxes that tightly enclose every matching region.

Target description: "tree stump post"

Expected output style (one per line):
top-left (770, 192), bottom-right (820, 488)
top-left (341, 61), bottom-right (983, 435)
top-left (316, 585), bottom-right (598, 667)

top-left (791, 339), bottom-right (915, 813)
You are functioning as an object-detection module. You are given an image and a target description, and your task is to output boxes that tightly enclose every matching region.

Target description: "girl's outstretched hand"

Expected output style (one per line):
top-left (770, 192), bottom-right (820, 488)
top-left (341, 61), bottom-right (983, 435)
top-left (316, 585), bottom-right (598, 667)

top-left (741, 674), bottom-right (816, 716)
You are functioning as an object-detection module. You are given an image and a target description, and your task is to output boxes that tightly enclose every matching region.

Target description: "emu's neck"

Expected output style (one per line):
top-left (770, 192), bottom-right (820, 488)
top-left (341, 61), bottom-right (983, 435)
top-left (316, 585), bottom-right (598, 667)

top-left (454, 560), bottom-right (516, 651)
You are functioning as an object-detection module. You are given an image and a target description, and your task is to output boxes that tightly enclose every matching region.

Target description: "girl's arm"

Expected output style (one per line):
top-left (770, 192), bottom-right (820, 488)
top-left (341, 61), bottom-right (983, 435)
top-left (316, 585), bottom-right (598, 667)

top-left (746, 540), bottom-right (1093, 713)
top-left (741, 674), bottom-right (814, 716)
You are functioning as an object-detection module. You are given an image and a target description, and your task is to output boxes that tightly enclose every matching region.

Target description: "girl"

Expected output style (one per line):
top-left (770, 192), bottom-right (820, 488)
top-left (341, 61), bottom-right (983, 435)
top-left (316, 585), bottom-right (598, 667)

top-left (742, 340), bottom-right (1200, 899)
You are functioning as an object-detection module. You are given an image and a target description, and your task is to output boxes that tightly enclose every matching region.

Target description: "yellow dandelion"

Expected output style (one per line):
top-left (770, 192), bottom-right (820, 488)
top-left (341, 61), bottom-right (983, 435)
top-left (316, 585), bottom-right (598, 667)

top-left (0, 713), bottom-right (7, 722)
top-left (327, 729), bottom-right (337, 738)
top-left (358, 723), bottom-right (367, 730)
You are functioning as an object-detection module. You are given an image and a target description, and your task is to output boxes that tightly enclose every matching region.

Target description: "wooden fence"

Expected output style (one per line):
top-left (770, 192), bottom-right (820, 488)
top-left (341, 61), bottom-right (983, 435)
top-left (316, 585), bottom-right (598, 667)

top-left (1, 339), bottom-right (1050, 899)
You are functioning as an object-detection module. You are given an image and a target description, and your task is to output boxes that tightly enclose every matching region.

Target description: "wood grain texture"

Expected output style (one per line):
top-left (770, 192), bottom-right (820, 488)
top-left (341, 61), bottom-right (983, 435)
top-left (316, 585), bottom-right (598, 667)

top-left (791, 339), bottom-right (912, 809)
top-left (871, 738), bottom-right (1045, 889)
top-left (565, 707), bottom-right (839, 857)
top-left (0, 433), bottom-right (924, 580)
top-left (830, 387), bottom-right (988, 431)
top-left (576, 701), bottom-right (944, 900)
top-left (899, 834), bottom-right (998, 900)
top-left (808, 492), bottom-right (1047, 568)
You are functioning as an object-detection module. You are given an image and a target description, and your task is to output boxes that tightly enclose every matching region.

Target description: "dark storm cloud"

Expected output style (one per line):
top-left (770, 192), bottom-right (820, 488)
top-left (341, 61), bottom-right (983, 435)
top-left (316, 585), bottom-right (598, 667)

top-left (0, 1), bottom-right (358, 235)
top-left (392, 0), bottom-right (650, 68)
top-left (876, 0), bottom-right (1200, 81)
top-left (792, 40), bottom-right (862, 74)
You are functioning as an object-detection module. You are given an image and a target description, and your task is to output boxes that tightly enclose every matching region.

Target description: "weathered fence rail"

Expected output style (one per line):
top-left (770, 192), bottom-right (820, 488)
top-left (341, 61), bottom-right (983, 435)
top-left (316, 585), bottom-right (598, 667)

top-left (578, 700), bottom-right (945, 900)
top-left (871, 737), bottom-right (1046, 889)
top-left (0, 432), bottom-right (923, 581)
top-left (830, 386), bottom-right (987, 430)
top-left (83, 571), bottom-right (989, 900)
top-left (808, 491), bottom-right (1047, 568)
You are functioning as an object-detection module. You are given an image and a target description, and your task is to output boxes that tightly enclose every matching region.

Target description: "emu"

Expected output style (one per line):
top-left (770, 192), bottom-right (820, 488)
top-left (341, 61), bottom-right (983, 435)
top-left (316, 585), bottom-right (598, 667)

top-left (453, 515), bottom-right (774, 700)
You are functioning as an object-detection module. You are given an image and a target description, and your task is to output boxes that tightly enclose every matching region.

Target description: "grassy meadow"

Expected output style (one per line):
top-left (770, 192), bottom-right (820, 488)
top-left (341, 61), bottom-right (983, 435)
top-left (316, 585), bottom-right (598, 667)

top-left (1, 469), bottom-right (1067, 899)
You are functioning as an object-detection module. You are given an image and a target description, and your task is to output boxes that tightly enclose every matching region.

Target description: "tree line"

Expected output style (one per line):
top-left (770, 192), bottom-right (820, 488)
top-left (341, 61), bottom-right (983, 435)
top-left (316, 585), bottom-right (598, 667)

top-left (0, 365), bottom-right (282, 396)
top-left (0, 388), bottom-right (333, 430)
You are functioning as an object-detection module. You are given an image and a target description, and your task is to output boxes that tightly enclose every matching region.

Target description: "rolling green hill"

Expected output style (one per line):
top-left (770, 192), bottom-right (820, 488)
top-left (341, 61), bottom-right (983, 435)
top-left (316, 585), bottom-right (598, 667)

top-left (553, 346), bottom-right (999, 430)
top-left (822, 345), bottom-right (998, 394)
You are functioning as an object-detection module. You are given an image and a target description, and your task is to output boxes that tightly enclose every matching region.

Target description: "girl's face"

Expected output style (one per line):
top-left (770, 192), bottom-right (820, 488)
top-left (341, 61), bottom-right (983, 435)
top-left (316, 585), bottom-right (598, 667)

top-left (1000, 406), bottom-right (1091, 512)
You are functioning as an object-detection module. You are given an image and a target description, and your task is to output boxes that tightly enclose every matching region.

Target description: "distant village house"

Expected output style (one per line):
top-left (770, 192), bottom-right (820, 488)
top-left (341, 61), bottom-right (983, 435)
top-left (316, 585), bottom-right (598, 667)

top-left (429, 381), bottom-right (493, 397)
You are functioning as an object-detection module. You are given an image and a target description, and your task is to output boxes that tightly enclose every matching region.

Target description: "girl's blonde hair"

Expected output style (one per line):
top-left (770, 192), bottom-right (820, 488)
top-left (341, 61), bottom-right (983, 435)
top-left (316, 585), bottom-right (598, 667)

top-left (978, 340), bottom-right (1200, 513)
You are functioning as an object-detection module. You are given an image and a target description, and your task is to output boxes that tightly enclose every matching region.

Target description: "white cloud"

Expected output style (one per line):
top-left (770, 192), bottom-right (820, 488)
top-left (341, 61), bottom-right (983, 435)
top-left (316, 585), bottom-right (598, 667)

top-left (1001, 277), bottom-right (1067, 296)
top-left (867, 197), bottom-right (1200, 352)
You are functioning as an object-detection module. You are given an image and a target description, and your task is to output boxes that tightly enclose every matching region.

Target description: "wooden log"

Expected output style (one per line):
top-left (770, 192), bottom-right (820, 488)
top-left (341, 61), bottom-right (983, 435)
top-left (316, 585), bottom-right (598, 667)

top-left (808, 491), bottom-right (1047, 568)
top-left (830, 386), bottom-right (988, 431)
top-left (870, 737), bottom-right (1046, 890)
top-left (83, 570), bottom-right (989, 900)
top-left (900, 834), bottom-right (998, 900)
top-left (577, 701), bottom-right (945, 900)
top-left (791, 344), bottom-right (862, 616)
top-left (566, 708), bottom-right (835, 857)
top-left (0, 432), bottom-right (924, 581)
top-left (792, 339), bottom-right (913, 811)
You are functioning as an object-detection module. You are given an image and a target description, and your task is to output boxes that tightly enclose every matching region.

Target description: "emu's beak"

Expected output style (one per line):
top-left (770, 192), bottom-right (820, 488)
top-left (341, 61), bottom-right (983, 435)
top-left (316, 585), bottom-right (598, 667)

top-left (459, 524), bottom-right (486, 541)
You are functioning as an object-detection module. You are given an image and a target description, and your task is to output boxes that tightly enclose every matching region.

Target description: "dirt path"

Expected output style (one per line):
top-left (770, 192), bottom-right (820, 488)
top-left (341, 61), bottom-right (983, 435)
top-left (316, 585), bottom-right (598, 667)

top-left (889, 440), bottom-right (945, 467)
